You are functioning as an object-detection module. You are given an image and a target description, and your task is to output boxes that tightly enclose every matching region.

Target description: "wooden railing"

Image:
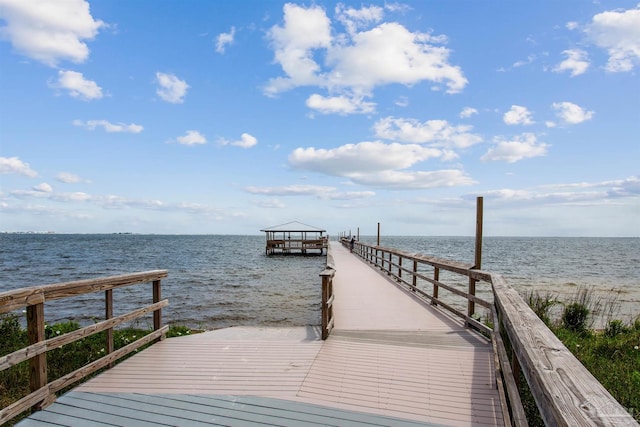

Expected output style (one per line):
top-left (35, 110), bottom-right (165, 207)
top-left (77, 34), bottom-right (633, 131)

top-left (0, 270), bottom-right (169, 424)
top-left (340, 238), bottom-right (636, 427)
top-left (319, 245), bottom-right (335, 340)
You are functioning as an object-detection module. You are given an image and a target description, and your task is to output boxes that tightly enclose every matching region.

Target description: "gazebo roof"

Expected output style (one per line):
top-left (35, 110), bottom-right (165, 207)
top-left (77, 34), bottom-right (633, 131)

top-left (260, 221), bottom-right (326, 233)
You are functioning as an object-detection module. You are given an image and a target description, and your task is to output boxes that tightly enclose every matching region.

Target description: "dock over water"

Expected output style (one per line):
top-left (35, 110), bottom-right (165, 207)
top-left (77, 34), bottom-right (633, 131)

top-left (16, 242), bottom-right (502, 427)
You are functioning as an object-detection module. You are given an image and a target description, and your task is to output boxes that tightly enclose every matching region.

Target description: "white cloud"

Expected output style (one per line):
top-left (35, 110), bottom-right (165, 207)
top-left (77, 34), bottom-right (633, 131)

top-left (350, 169), bottom-right (475, 189)
top-left (265, 3), bottom-right (332, 94)
top-left (481, 133), bottom-right (549, 163)
top-left (326, 22), bottom-right (467, 94)
top-left (56, 172), bottom-right (85, 184)
top-left (335, 3), bottom-right (383, 35)
top-left (0, 0), bottom-right (105, 67)
top-left (155, 72), bottom-right (189, 104)
top-left (460, 107), bottom-right (478, 118)
top-left (0, 156), bottom-right (38, 177)
top-left (51, 70), bottom-right (103, 100)
top-left (553, 49), bottom-right (590, 76)
top-left (73, 119), bottom-right (143, 133)
top-left (328, 190), bottom-right (376, 200)
top-left (265, 4), bottom-right (467, 99)
top-left (566, 21), bottom-right (579, 31)
top-left (219, 133), bottom-right (258, 148)
top-left (306, 93), bottom-right (375, 115)
top-left (289, 141), bottom-right (442, 176)
top-left (503, 105), bottom-right (534, 125)
top-left (33, 182), bottom-right (52, 193)
top-left (374, 116), bottom-right (482, 148)
top-left (245, 184), bottom-right (336, 198)
top-left (251, 198), bottom-right (286, 208)
top-left (586, 6), bottom-right (640, 72)
top-left (176, 130), bottom-right (206, 146)
top-left (216, 27), bottom-right (235, 53)
top-left (484, 176), bottom-right (640, 206)
top-left (552, 101), bottom-right (594, 124)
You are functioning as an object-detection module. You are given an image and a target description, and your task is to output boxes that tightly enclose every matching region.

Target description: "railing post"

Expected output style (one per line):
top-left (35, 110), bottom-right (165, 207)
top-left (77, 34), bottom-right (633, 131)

top-left (398, 256), bottom-right (402, 281)
top-left (432, 267), bottom-right (439, 305)
top-left (152, 279), bottom-right (162, 338)
top-left (105, 289), bottom-right (114, 368)
top-left (468, 196), bottom-right (483, 321)
top-left (27, 302), bottom-right (47, 410)
top-left (320, 268), bottom-right (334, 340)
top-left (412, 259), bottom-right (417, 292)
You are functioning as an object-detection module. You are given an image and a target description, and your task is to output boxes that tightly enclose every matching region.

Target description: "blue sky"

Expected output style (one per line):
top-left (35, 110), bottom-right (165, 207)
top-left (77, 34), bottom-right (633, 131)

top-left (0, 1), bottom-right (638, 236)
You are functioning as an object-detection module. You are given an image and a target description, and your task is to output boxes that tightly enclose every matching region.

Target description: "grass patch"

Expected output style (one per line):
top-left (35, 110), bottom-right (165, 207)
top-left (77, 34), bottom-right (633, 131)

top-left (522, 289), bottom-right (640, 424)
top-left (0, 314), bottom-right (196, 426)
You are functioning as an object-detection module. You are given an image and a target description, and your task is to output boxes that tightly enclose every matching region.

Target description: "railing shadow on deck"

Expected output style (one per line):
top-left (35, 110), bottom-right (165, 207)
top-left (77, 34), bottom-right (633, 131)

top-left (339, 237), bottom-right (637, 427)
top-left (0, 270), bottom-right (169, 425)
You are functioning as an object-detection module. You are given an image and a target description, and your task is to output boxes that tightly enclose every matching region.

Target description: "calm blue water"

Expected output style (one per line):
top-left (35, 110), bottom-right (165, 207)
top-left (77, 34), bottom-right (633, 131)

top-left (0, 234), bottom-right (638, 329)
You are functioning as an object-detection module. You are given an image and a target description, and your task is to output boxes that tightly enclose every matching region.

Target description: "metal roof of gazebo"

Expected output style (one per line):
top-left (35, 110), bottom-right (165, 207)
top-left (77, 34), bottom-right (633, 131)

top-left (260, 221), bottom-right (326, 233)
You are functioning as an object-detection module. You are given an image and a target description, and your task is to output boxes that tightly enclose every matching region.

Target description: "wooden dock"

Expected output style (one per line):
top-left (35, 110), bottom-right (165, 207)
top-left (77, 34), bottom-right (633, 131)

top-left (14, 241), bottom-right (503, 427)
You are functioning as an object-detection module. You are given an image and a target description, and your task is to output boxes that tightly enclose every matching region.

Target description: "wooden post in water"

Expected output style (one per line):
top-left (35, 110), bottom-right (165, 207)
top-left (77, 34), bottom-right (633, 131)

top-left (468, 196), bottom-right (483, 322)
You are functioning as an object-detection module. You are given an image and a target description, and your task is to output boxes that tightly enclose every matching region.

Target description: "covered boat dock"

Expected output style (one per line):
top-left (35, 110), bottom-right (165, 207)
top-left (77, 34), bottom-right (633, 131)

top-left (260, 221), bottom-right (328, 255)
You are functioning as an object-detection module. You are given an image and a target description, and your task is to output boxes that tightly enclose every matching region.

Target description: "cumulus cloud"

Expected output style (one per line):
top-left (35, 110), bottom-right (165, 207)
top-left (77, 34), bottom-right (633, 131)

top-left (335, 3), bottom-right (383, 35)
top-left (0, 156), bottom-right (38, 177)
top-left (33, 182), bottom-right (52, 193)
top-left (503, 105), bottom-right (534, 125)
top-left (481, 133), bottom-right (549, 163)
top-left (289, 141), bottom-right (442, 176)
top-left (0, 0), bottom-right (105, 67)
top-left (216, 27), bottom-right (235, 53)
top-left (265, 3), bottom-right (331, 94)
top-left (73, 119), bottom-right (143, 133)
top-left (264, 3), bottom-right (467, 109)
top-left (552, 101), bottom-right (594, 124)
top-left (553, 49), bottom-right (590, 76)
top-left (306, 93), bottom-right (375, 114)
top-left (219, 133), bottom-right (258, 148)
top-left (374, 116), bottom-right (482, 148)
top-left (586, 6), bottom-right (640, 72)
top-left (155, 72), bottom-right (189, 103)
top-left (460, 107), bottom-right (478, 118)
top-left (175, 130), bottom-right (206, 146)
top-left (51, 70), bottom-right (103, 100)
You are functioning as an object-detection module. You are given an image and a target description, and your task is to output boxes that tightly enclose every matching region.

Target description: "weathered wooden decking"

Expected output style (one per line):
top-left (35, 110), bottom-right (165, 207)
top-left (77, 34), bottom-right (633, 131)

top-left (16, 241), bottom-right (503, 427)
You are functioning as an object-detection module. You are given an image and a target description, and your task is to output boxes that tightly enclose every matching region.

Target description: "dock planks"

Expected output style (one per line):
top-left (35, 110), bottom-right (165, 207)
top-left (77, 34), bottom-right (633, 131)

top-left (16, 242), bottom-right (504, 426)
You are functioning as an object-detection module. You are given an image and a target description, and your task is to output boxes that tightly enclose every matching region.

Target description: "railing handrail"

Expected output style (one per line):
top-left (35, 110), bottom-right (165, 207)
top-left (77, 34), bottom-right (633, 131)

top-left (340, 237), bottom-right (636, 426)
top-left (0, 270), bottom-right (169, 425)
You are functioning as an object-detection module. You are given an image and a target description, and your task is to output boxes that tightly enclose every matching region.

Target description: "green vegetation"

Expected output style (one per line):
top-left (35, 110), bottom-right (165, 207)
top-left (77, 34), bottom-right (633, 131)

top-left (0, 314), bottom-right (194, 426)
top-left (521, 288), bottom-right (640, 425)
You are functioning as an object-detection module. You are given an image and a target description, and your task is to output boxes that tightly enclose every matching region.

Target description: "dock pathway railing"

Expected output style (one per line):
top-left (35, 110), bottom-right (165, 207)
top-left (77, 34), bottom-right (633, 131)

top-left (319, 245), bottom-right (335, 340)
top-left (0, 270), bottom-right (169, 424)
top-left (340, 237), bottom-right (637, 427)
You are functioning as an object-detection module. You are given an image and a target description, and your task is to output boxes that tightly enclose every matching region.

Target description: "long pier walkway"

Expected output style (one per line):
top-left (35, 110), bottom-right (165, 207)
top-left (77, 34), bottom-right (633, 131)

top-left (17, 242), bottom-right (503, 427)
